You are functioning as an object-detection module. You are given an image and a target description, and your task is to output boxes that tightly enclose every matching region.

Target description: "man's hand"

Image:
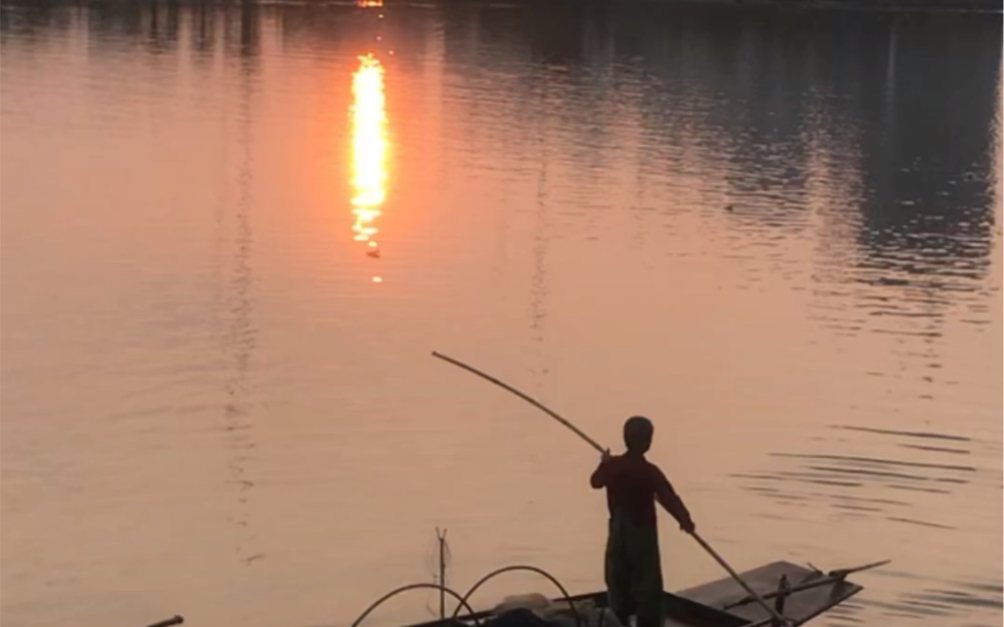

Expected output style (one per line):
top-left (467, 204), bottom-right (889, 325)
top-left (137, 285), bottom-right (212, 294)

top-left (590, 450), bottom-right (611, 489)
top-left (680, 519), bottom-right (696, 535)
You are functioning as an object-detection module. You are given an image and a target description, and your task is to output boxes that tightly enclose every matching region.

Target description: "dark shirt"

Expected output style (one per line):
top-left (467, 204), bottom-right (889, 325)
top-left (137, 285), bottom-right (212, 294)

top-left (590, 453), bottom-right (693, 529)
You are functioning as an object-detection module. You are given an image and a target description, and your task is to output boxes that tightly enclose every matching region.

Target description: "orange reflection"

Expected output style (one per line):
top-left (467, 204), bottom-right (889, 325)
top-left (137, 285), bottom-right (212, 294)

top-left (357, 0), bottom-right (383, 6)
top-left (350, 53), bottom-right (388, 267)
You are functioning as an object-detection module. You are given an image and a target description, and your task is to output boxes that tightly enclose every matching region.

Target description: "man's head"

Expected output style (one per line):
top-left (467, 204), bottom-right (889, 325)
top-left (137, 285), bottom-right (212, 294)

top-left (623, 415), bottom-right (654, 453)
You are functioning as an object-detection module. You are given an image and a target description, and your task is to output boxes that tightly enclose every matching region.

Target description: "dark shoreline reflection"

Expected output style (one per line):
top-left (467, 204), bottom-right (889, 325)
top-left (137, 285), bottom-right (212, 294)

top-left (430, 0), bottom-right (1001, 337)
top-left (4, 0), bottom-right (996, 347)
top-left (2, 0), bottom-right (998, 331)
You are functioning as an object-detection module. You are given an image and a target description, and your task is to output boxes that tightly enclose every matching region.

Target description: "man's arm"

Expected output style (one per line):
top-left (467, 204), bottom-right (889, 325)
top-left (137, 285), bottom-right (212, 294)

top-left (653, 467), bottom-right (695, 533)
top-left (590, 449), bottom-right (612, 489)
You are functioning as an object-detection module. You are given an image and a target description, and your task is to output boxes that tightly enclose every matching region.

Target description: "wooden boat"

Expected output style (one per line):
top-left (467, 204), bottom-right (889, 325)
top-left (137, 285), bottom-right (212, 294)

top-left (135, 556), bottom-right (881, 627)
top-left (358, 559), bottom-right (885, 627)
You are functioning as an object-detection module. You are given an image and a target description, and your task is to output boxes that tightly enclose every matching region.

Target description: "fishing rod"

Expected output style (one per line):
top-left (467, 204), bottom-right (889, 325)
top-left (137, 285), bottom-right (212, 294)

top-left (431, 351), bottom-right (604, 452)
top-left (431, 351), bottom-right (793, 627)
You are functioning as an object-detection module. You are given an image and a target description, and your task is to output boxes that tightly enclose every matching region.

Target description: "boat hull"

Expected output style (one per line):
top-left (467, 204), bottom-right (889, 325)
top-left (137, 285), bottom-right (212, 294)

top-left (399, 561), bottom-right (863, 627)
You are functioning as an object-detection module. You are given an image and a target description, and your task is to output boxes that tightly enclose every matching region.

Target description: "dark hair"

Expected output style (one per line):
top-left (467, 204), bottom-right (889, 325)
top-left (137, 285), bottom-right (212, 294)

top-left (623, 416), bottom-right (654, 452)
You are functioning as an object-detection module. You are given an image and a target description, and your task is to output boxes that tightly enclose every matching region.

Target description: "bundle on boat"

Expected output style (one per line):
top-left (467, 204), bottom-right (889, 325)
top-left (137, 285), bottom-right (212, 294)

top-left (488, 594), bottom-right (622, 627)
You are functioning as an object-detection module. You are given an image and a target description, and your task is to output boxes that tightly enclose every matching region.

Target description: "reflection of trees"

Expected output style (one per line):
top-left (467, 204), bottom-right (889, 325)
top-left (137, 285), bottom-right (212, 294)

top-left (437, 2), bottom-right (999, 287)
top-left (238, 0), bottom-right (258, 54)
top-left (220, 0), bottom-right (261, 566)
top-left (851, 17), bottom-right (1000, 282)
top-left (194, 1), bottom-right (215, 55)
top-left (276, 1), bottom-right (429, 59)
top-left (149, 0), bottom-right (180, 52)
top-left (4, 0), bottom-right (999, 294)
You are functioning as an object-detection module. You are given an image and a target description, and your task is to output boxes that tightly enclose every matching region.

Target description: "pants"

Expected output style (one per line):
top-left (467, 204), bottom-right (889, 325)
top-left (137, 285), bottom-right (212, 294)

top-left (604, 512), bottom-right (664, 627)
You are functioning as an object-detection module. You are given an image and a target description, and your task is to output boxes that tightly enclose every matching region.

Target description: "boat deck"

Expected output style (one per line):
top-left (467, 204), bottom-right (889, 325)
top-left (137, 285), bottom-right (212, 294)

top-left (677, 560), bottom-right (863, 626)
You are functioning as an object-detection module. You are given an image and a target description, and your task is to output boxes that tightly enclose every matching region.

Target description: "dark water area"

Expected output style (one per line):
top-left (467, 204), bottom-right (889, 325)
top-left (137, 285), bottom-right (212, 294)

top-left (1, 1), bottom-right (1001, 627)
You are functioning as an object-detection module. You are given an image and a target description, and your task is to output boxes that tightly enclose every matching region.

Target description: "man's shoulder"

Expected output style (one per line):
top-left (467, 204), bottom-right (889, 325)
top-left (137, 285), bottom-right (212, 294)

top-left (642, 458), bottom-right (669, 479)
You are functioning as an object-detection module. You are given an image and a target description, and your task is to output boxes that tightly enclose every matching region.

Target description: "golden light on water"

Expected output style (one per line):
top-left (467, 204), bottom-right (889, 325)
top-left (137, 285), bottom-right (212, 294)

top-left (350, 53), bottom-right (388, 257)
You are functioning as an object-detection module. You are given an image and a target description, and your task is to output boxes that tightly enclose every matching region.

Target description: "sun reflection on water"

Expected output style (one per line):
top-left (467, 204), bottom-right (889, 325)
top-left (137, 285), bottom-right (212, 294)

top-left (350, 52), bottom-right (388, 277)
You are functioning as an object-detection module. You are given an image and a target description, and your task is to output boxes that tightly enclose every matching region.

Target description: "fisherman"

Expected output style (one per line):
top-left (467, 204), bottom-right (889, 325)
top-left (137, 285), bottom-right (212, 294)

top-left (590, 416), bottom-right (696, 627)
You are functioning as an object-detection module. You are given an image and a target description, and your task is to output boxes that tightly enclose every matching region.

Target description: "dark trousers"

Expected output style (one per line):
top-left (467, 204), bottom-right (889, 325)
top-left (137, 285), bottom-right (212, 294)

top-left (604, 513), bottom-right (664, 627)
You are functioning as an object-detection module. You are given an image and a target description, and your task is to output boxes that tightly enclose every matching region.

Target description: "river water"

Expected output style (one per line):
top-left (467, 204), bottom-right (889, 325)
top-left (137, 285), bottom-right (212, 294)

top-left (1, 2), bottom-right (1001, 627)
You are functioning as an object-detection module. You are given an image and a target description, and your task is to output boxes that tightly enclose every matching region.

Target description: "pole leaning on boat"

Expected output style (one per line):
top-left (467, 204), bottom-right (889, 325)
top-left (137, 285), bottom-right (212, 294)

top-left (430, 350), bottom-right (793, 627)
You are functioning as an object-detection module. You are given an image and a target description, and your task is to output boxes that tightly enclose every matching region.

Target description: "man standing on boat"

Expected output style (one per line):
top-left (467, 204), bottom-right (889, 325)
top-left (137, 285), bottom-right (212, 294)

top-left (590, 416), bottom-right (695, 627)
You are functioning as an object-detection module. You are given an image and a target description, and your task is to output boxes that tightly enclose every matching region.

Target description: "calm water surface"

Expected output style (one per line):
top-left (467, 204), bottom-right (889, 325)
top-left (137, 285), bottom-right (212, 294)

top-left (1, 2), bottom-right (1001, 627)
